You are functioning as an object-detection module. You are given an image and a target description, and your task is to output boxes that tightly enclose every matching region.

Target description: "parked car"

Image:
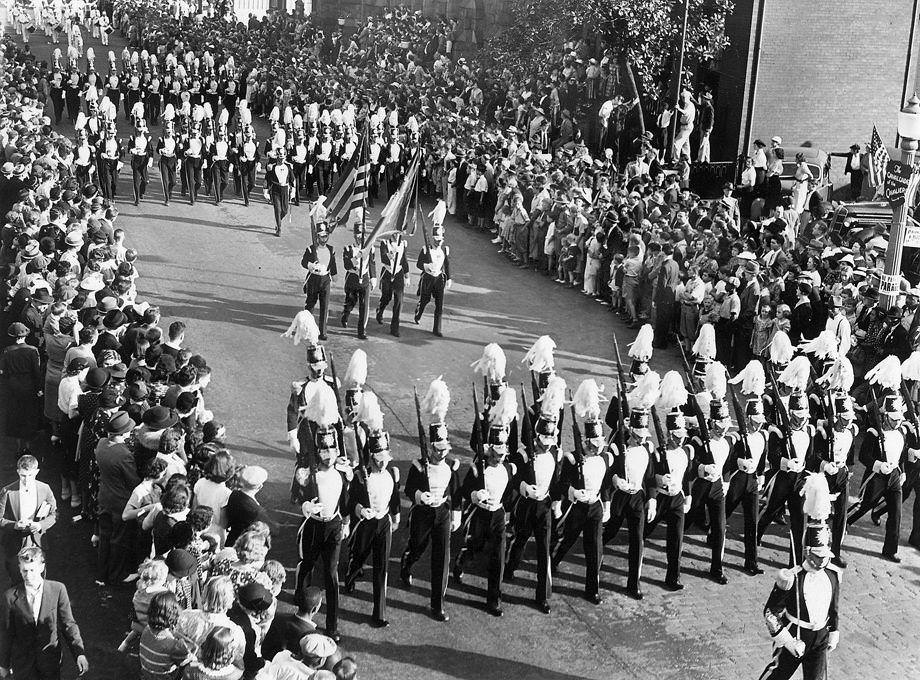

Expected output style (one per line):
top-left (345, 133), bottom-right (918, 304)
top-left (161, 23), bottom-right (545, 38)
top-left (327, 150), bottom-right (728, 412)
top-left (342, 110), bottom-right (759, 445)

top-left (778, 146), bottom-right (833, 202)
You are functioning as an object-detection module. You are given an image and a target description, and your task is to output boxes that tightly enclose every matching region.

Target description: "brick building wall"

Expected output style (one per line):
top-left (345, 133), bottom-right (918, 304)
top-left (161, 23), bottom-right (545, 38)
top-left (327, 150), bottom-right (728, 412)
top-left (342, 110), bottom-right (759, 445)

top-left (713, 0), bottom-right (920, 186)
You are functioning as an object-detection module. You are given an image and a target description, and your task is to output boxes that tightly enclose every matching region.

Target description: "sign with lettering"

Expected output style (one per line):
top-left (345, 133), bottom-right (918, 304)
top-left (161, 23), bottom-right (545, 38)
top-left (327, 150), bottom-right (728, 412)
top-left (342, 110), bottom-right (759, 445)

top-left (886, 159), bottom-right (913, 207)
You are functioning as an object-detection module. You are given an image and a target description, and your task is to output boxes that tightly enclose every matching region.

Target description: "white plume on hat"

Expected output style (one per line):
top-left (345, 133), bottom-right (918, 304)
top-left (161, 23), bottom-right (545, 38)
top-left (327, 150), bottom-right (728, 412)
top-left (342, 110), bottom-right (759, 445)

top-left (470, 343), bottom-right (506, 382)
top-left (355, 391), bottom-right (384, 432)
top-left (218, 108), bottom-right (229, 126)
top-left (702, 362), bottom-right (727, 401)
top-left (656, 371), bottom-right (689, 413)
top-left (344, 349), bottom-right (368, 388)
top-left (730, 360), bottom-right (766, 396)
top-left (489, 386), bottom-right (518, 428)
top-left (281, 310), bottom-right (320, 346)
top-left (304, 382), bottom-right (339, 427)
top-left (573, 379), bottom-right (604, 420)
top-left (283, 106), bottom-right (294, 125)
top-left (799, 330), bottom-right (838, 360)
top-left (163, 103), bottom-right (176, 121)
top-left (628, 324), bottom-right (654, 362)
top-left (422, 376), bottom-right (451, 423)
top-left (428, 199), bottom-right (447, 227)
top-left (769, 331), bottom-right (794, 365)
top-left (311, 197), bottom-right (328, 223)
top-left (865, 355), bottom-right (903, 391)
top-left (778, 356), bottom-right (812, 392)
top-left (901, 351), bottom-right (920, 381)
top-left (800, 472), bottom-right (832, 521)
top-left (692, 323), bottom-right (716, 360)
top-left (627, 371), bottom-right (661, 410)
top-left (539, 375), bottom-right (567, 416)
top-left (523, 335), bottom-right (556, 372)
top-left (819, 358), bottom-right (854, 392)
top-left (269, 106), bottom-right (280, 123)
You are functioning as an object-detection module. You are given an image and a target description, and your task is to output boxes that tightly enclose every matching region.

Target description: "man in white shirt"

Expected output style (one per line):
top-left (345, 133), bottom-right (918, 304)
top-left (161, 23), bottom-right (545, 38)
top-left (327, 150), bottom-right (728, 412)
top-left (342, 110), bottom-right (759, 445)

top-left (0, 456), bottom-right (57, 583)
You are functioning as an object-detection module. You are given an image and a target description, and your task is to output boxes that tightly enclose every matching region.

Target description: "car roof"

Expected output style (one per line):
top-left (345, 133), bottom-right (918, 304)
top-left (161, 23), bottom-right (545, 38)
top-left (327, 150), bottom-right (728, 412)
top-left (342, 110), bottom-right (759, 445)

top-left (781, 146), bottom-right (828, 164)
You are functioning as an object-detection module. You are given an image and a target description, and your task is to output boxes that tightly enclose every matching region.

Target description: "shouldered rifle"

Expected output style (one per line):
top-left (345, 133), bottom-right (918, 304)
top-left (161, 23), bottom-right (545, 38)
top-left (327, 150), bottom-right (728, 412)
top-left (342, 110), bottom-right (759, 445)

top-left (900, 381), bottom-right (920, 433)
top-left (413, 386), bottom-right (429, 464)
top-left (650, 405), bottom-right (667, 462)
top-left (569, 390), bottom-right (586, 485)
top-left (727, 380), bottom-right (751, 456)
top-left (675, 338), bottom-right (713, 457)
top-left (611, 334), bottom-right (629, 455)
top-left (675, 337), bottom-right (701, 393)
top-left (520, 382), bottom-right (535, 467)
top-left (328, 352), bottom-right (347, 462)
top-left (764, 361), bottom-right (794, 460)
top-left (471, 382), bottom-right (485, 474)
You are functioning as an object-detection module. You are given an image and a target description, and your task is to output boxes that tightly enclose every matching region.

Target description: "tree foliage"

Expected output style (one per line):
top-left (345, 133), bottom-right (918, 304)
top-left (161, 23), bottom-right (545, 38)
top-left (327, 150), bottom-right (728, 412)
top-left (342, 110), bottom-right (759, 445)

top-left (481, 0), bottom-right (734, 103)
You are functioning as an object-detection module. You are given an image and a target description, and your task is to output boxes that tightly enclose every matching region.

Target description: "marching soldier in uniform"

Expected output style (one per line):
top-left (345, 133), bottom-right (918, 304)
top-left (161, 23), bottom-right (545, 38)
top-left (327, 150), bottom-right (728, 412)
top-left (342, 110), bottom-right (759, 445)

top-left (156, 113), bottom-right (178, 205)
top-left (726, 360), bottom-right (769, 575)
top-left (647, 371), bottom-right (694, 591)
top-left (290, 119), bottom-right (310, 206)
top-left (601, 372), bottom-right (660, 600)
top-left (551, 377), bottom-right (613, 604)
top-left (233, 124), bottom-right (260, 207)
top-left (759, 475), bottom-right (841, 680)
top-left (340, 224), bottom-right (377, 340)
top-left (470, 343), bottom-right (519, 456)
top-left (758, 356), bottom-right (812, 563)
top-left (401, 378), bottom-right (462, 622)
top-left (375, 231), bottom-right (410, 337)
top-left (266, 146), bottom-right (293, 236)
top-left (127, 117), bottom-right (151, 206)
top-left (182, 119), bottom-right (205, 205)
top-left (97, 123), bottom-right (122, 200)
top-left (301, 224), bottom-right (337, 340)
top-left (505, 366), bottom-right (560, 614)
top-left (812, 359), bottom-right (857, 568)
top-left (847, 356), bottom-right (910, 562)
top-left (414, 207), bottom-right (451, 337)
top-left (293, 382), bottom-right (352, 644)
top-left (343, 393), bottom-right (400, 628)
top-left (208, 117), bottom-right (231, 205)
top-left (73, 128), bottom-right (96, 189)
top-left (454, 387), bottom-right (518, 617)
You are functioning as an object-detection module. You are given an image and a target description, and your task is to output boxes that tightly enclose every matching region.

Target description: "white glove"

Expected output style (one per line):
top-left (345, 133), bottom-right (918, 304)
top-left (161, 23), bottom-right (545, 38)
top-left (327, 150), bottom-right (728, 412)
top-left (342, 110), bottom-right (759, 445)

top-left (446, 279), bottom-right (452, 289)
top-left (288, 430), bottom-right (300, 454)
top-left (340, 522), bottom-right (350, 541)
top-left (294, 467), bottom-right (309, 486)
top-left (907, 447), bottom-right (920, 464)
top-left (473, 489), bottom-right (490, 505)
top-left (572, 488), bottom-right (589, 503)
top-left (301, 499), bottom-right (322, 516)
top-left (822, 461), bottom-right (838, 476)
top-left (415, 490), bottom-right (434, 506)
top-left (901, 472), bottom-right (908, 486)
top-left (721, 479), bottom-right (730, 495)
top-left (775, 629), bottom-right (805, 658)
top-left (391, 513), bottom-right (400, 530)
top-left (828, 630), bottom-right (839, 651)
top-left (683, 496), bottom-right (692, 514)
top-left (450, 510), bottom-right (461, 532)
top-left (552, 500), bottom-right (562, 519)
top-left (360, 506), bottom-right (375, 520)
top-left (646, 498), bottom-right (657, 523)
top-left (757, 475), bottom-right (765, 492)
top-left (228, 163), bottom-right (234, 174)
top-left (522, 483), bottom-right (539, 499)
top-left (602, 503), bottom-right (610, 524)
top-left (370, 277), bottom-right (378, 290)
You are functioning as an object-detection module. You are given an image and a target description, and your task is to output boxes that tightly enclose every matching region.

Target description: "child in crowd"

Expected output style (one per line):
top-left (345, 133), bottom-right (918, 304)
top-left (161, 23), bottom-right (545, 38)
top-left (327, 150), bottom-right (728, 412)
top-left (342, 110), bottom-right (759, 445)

top-left (119, 559), bottom-right (170, 653)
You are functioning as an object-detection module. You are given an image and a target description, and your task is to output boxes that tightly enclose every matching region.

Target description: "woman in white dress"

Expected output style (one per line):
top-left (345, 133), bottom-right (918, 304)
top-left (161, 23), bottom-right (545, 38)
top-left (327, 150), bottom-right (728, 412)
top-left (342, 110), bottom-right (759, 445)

top-left (791, 152), bottom-right (814, 214)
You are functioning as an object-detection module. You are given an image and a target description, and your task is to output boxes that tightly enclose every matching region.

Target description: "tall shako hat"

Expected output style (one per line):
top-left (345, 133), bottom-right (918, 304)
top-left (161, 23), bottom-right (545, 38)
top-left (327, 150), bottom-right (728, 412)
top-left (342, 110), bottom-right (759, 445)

top-left (536, 375), bottom-right (566, 438)
top-left (280, 310), bottom-right (326, 364)
top-left (471, 342), bottom-right (507, 401)
top-left (305, 381), bottom-right (340, 453)
top-left (628, 324), bottom-right (655, 377)
top-left (573, 378), bottom-right (605, 445)
top-left (768, 330), bottom-right (794, 371)
top-left (626, 371), bottom-right (661, 435)
top-left (865, 355), bottom-right (905, 420)
top-left (801, 473), bottom-right (833, 558)
top-left (356, 391), bottom-right (391, 461)
top-left (523, 335), bottom-right (556, 392)
top-left (422, 376), bottom-right (451, 449)
top-left (703, 361), bottom-right (729, 422)
top-left (487, 386), bottom-right (518, 449)
top-left (343, 349), bottom-right (368, 412)
top-left (691, 323), bottom-right (717, 382)
top-left (730, 359), bottom-right (766, 421)
top-left (656, 371), bottom-right (689, 432)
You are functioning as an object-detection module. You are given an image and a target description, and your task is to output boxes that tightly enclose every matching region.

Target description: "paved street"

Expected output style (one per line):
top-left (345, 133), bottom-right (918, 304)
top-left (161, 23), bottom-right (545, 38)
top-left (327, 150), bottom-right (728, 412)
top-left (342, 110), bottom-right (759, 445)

top-left (1, 31), bottom-right (919, 680)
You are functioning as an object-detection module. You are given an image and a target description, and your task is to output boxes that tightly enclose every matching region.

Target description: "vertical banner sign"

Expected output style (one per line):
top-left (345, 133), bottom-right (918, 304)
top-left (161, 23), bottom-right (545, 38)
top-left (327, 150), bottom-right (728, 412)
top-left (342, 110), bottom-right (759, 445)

top-left (886, 159), bottom-right (913, 207)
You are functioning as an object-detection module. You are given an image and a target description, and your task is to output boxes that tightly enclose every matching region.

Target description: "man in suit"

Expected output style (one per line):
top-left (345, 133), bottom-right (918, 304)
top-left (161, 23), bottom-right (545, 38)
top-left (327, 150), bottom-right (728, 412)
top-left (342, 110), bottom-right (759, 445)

top-left (843, 144), bottom-right (863, 202)
top-left (301, 224), bottom-right (337, 341)
top-left (0, 547), bottom-right (88, 679)
top-left (0, 456), bottom-right (57, 583)
top-left (228, 582), bottom-right (273, 680)
top-left (376, 231), bottom-right (410, 337)
top-left (339, 223), bottom-right (377, 340)
top-left (652, 243), bottom-right (680, 349)
top-left (225, 465), bottom-right (270, 546)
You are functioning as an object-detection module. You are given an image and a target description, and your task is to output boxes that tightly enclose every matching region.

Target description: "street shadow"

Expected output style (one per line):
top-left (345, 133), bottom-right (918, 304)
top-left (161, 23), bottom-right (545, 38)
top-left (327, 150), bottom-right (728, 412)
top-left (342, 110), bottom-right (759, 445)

top-left (346, 639), bottom-right (594, 680)
top-left (123, 209), bottom-right (269, 234)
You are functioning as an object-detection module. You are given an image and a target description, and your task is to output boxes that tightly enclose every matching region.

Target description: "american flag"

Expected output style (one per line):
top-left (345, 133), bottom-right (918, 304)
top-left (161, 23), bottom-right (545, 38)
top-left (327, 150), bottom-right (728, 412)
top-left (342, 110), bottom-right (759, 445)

top-left (868, 124), bottom-right (890, 188)
top-left (324, 121), bottom-right (370, 232)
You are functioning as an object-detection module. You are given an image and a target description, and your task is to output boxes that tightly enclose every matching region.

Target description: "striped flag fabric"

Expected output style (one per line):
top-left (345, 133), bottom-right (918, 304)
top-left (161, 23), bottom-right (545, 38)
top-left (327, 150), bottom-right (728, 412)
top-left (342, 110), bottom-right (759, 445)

top-left (361, 149), bottom-right (421, 249)
top-left (868, 125), bottom-right (890, 188)
top-left (324, 122), bottom-right (370, 232)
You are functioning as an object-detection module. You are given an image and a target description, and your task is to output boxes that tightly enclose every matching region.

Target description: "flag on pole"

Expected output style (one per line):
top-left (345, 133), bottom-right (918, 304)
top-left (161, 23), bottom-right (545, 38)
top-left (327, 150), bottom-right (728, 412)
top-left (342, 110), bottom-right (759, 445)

top-left (868, 125), bottom-right (890, 188)
top-left (361, 149), bottom-right (421, 249)
top-left (323, 122), bottom-right (370, 232)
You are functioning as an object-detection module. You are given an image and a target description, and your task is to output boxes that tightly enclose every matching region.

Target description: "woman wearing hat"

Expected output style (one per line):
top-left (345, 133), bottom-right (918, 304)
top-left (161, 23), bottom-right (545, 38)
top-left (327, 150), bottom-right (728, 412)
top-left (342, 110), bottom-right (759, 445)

top-left (42, 306), bottom-right (78, 436)
top-left (0, 322), bottom-right (42, 454)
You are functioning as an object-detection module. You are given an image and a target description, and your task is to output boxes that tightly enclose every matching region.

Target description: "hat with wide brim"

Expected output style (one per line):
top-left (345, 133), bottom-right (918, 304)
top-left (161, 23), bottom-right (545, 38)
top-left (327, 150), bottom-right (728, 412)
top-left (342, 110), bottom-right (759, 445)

top-left (142, 405), bottom-right (179, 430)
top-left (7, 322), bottom-right (28, 338)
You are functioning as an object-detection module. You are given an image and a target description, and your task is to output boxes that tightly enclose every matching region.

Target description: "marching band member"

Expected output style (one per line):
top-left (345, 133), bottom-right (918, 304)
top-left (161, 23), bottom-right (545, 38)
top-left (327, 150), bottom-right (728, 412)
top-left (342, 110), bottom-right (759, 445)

top-left (375, 231), bottom-right (410, 337)
top-left (340, 224), bottom-right (377, 340)
top-left (414, 205), bottom-right (451, 337)
top-left (301, 223), bottom-right (337, 340)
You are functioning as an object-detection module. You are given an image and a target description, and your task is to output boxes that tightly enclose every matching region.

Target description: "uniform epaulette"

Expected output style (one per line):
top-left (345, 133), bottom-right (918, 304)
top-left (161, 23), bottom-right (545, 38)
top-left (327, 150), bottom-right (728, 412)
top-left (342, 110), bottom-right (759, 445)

top-left (563, 451), bottom-right (576, 465)
top-left (509, 462), bottom-right (518, 476)
top-left (291, 380), bottom-right (305, 394)
top-left (449, 458), bottom-right (460, 471)
top-left (866, 427), bottom-right (879, 438)
top-left (413, 459), bottom-right (424, 472)
top-left (825, 562), bottom-right (842, 580)
top-left (391, 467), bottom-right (400, 483)
top-left (775, 567), bottom-right (795, 590)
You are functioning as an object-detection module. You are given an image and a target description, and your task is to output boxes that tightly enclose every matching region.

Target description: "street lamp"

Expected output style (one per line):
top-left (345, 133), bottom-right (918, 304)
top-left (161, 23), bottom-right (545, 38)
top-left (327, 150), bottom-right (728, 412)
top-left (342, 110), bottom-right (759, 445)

top-left (882, 93), bottom-right (920, 309)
